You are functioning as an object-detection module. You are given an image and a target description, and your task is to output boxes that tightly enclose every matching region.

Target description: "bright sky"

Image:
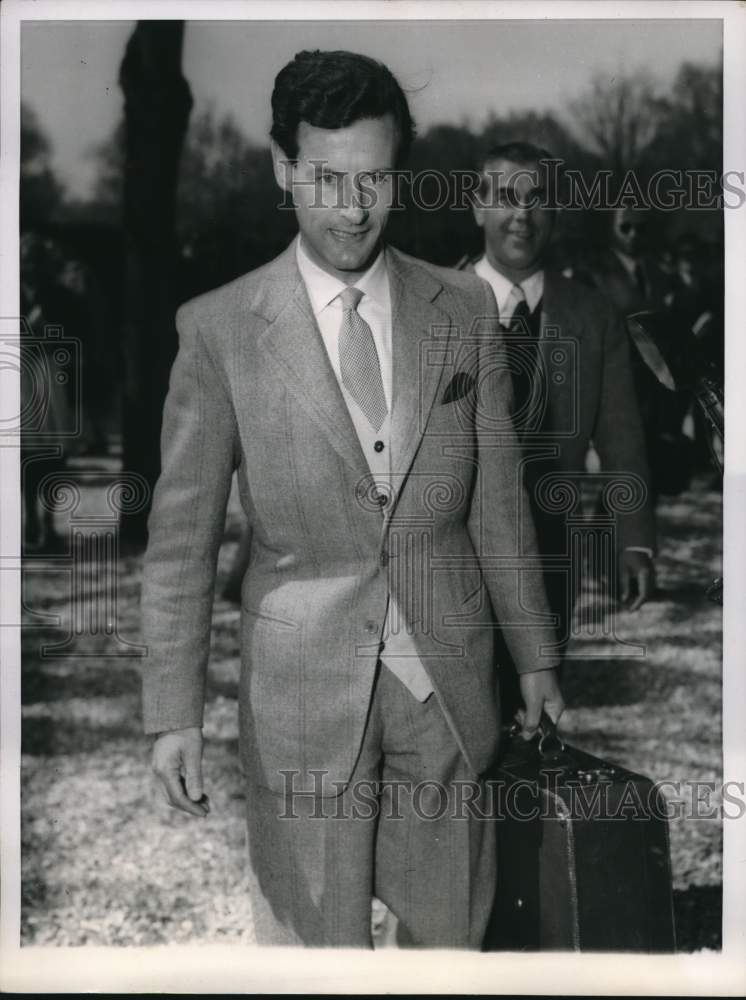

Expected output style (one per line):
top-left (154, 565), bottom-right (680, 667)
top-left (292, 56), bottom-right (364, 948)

top-left (21, 18), bottom-right (722, 200)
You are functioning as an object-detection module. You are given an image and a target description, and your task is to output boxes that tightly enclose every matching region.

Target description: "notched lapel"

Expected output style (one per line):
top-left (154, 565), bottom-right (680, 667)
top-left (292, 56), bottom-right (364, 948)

top-left (257, 272), bottom-right (369, 476)
top-left (539, 273), bottom-right (583, 436)
top-left (387, 251), bottom-right (452, 505)
top-left (540, 272), bottom-right (585, 342)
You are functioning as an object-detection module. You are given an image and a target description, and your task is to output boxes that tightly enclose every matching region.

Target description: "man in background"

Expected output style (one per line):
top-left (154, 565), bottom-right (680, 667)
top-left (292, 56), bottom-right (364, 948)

top-left (466, 142), bottom-right (656, 675)
top-left (582, 206), bottom-right (671, 316)
top-left (576, 206), bottom-right (682, 497)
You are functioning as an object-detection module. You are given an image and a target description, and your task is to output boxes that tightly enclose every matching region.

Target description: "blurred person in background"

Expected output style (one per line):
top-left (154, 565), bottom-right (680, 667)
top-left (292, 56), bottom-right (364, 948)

top-left (19, 233), bottom-right (72, 553)
top-left (666, 232), bottom-right (724, 476)
top-left (576, 206), bottom-right (690, 499)
top-left (668, 232), bottom-right (722, 367)
top-left (587, 206), bottom-right (672, 315)
top-left (44, 249), bottom-right (111, 456)
top-left (462, 142), bottom-right (655, 711)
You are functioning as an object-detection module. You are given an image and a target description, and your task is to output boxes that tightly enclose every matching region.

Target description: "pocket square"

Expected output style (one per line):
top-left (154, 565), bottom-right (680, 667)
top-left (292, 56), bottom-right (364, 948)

top-left (441, 371), bottom-right (476, 404)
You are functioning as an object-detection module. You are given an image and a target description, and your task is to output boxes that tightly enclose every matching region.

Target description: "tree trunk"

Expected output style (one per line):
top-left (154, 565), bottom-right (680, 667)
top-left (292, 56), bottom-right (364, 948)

top-left (119, 21), bottom-right (192, 546)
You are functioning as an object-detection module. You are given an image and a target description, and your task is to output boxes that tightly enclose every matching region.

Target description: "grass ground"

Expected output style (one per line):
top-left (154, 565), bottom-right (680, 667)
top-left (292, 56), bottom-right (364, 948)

top-left (20, 470), bottom-right (722, 949)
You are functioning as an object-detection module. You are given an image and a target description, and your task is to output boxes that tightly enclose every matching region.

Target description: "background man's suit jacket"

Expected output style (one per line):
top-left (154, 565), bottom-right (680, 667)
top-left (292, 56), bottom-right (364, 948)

top-left (575, 248), bottom-right (671, 315)
top-left (573, 251), bottom-right (688, 499)
top-left (527, 271), bottom-right (656, 555)
top-left (141, 242), bottom-right (558, 796)
top-left (466, 264), bottom-right (656, 558)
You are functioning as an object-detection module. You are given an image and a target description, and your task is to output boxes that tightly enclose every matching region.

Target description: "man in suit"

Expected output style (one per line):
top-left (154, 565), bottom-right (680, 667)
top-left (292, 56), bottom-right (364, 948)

top-left (574, 206), bottom-right (682, 497)
top-left (467, 142), bottom-right (656, 656)
top-left (141, 54), bottom-right (562, 949)
top-left (581, 206), bottom-right (672, 316)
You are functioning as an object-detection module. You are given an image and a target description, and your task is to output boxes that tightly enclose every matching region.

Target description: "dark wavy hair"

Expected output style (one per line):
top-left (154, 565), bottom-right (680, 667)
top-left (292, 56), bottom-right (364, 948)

top-left (476, 140), bottom-right (561, 202)
top-left (478, 141), bottom-right (555, 173)
top-left (270, 49), bottom-right (415, 166)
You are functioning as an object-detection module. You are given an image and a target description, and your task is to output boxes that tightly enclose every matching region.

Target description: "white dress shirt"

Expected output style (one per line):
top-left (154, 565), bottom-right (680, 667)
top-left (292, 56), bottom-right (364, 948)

top-left (296, 237), bottom-right (433, 700)
top-left (474, 256), bottom-right (544, 319)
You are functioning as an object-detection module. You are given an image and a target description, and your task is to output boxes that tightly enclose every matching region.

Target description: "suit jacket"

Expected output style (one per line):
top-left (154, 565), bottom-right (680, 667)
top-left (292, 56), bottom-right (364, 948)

top-left (575, 248), bottom-right (671, 316)
top-left (141, 241), bottom-right (558, 796)
top-left (465, 262), bottom-right (655, 555)
top-left (574, 251), bottom-right (687, 492)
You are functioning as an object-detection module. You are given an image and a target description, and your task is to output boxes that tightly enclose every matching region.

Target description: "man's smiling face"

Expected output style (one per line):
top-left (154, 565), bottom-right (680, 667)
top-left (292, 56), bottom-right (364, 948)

top-left (473, 157), bottom-right (555, 282)
top-left (272, 114), bottom-right (399, 284)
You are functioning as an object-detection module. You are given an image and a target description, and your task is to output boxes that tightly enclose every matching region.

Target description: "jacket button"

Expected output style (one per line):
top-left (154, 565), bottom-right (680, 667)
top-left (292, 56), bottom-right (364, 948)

top-left (373, 492), bottom-right (387, 506)
top-left (374, 440), bottom-right (385, 453)
top-left (365, 620), bottom-right (378, 634)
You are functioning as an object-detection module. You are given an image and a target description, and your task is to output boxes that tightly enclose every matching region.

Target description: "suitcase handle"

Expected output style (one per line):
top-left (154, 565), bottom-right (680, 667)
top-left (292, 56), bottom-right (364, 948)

top-left (508, 710), bottom-right (565, 756)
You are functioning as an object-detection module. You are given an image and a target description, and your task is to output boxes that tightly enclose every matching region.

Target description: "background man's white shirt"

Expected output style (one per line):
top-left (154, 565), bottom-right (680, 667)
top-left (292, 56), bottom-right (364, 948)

top-left (474, 255), bottom-right (543, 319)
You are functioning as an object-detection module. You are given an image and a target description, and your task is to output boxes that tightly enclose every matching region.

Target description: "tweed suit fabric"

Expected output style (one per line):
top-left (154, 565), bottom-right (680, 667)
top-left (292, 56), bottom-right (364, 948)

top-left (142, 242), bottom-right (559, 797)
top-left (245, 663), bottom-right (496, 947)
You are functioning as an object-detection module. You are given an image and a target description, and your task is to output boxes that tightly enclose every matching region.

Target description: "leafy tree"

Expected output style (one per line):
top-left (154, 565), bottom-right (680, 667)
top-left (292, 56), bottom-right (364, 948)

top-left (20, 103), bottom-right (65, 228)
top-left (646, 62), bottom-right (722, 174)
top-left (86, 120), bottom-right (126, 222)
top-left (174, 107), bottom-right (296, 294)
top-left (86, 58), bottom-right (723, 288)
top-left (480, 109), bottom-right (589, 165)
top-left (387, 123), bottom-right (480, 265)
top-left (569, 70), bottom-right (666, 177)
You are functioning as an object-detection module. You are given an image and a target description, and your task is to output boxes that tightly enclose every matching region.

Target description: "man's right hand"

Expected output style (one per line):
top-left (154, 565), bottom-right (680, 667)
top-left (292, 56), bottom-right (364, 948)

top-left (152, 726), bottom-right (210, 817)
top-left (516, 667), bottom-right (565, 741)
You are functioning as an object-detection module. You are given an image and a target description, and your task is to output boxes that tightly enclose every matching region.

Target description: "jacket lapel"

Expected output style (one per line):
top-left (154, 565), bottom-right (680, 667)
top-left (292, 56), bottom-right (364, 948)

top-left (540, 271), bottom-right (584, 340)
top-left (253, 243), bottom-right (453, 498)
top-left (386, 248), bottom-right (452, 509)
top-left (255, 245), bottom-right (369, 476)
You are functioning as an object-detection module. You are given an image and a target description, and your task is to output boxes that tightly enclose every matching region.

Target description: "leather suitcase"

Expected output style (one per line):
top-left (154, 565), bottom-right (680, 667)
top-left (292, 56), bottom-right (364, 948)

top-left (484, 717), bottom-right (676, 952)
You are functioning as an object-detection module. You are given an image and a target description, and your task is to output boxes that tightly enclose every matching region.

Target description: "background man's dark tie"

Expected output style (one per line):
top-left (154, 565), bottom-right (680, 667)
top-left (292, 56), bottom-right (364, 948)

top-left (502, 284), bottom-right (539, 421)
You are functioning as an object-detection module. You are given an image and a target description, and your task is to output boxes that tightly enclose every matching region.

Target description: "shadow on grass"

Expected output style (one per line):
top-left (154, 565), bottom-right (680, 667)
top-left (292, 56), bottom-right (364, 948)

top-left (573, 584), bottom-right (720, 638)
top-left (673, 884), bottom-right (722, 951)
top-left (22, 663), bottom-right (142, 704)
top-left (656, 573), bottom-right (716, 626)
top-left (22, 714), bottom-right (142, 756)
top-left (561, 658), bottom-right (708, 708)
top-left (655, 512), bottom-right (722, 544)
top-left (206, 675), bottom-right (239, 700)
top-left (22, 715), bottom-right (242, 756)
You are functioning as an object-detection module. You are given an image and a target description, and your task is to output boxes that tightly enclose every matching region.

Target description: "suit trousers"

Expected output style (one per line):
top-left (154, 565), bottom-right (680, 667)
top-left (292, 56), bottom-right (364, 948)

top-left (244, 662), bottom-right (497, 947)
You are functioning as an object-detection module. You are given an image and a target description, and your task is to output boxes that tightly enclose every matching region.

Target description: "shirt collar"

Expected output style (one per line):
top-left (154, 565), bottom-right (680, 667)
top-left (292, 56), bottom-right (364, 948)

top-left (474, 255), bottom-right (544, 314)
top-left (296, 236), bottom-right (389, 315)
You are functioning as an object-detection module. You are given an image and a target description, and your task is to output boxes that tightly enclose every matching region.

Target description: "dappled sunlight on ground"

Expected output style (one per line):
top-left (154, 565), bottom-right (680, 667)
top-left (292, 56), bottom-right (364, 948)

top-left (20, 476), bottom-right (722, 949)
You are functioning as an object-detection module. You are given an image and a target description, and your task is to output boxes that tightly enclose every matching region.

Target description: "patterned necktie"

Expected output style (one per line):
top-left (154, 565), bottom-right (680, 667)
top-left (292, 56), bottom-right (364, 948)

top-left (338, 286), bottom-right (388, 432)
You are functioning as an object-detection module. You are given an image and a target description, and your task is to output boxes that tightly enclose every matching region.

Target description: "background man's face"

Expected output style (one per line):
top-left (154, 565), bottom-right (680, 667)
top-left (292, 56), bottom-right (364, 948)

top-left (611, 208), bottom-right (650, 257)
top-left (473, 157), bottom-right (554, 280)
top-left (272, 114), bottom-right (399, 282)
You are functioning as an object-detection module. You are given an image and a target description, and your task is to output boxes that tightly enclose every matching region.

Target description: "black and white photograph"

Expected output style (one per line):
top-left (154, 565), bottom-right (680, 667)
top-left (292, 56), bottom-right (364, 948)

top-left (1, 0), bottom-right (744, 993)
